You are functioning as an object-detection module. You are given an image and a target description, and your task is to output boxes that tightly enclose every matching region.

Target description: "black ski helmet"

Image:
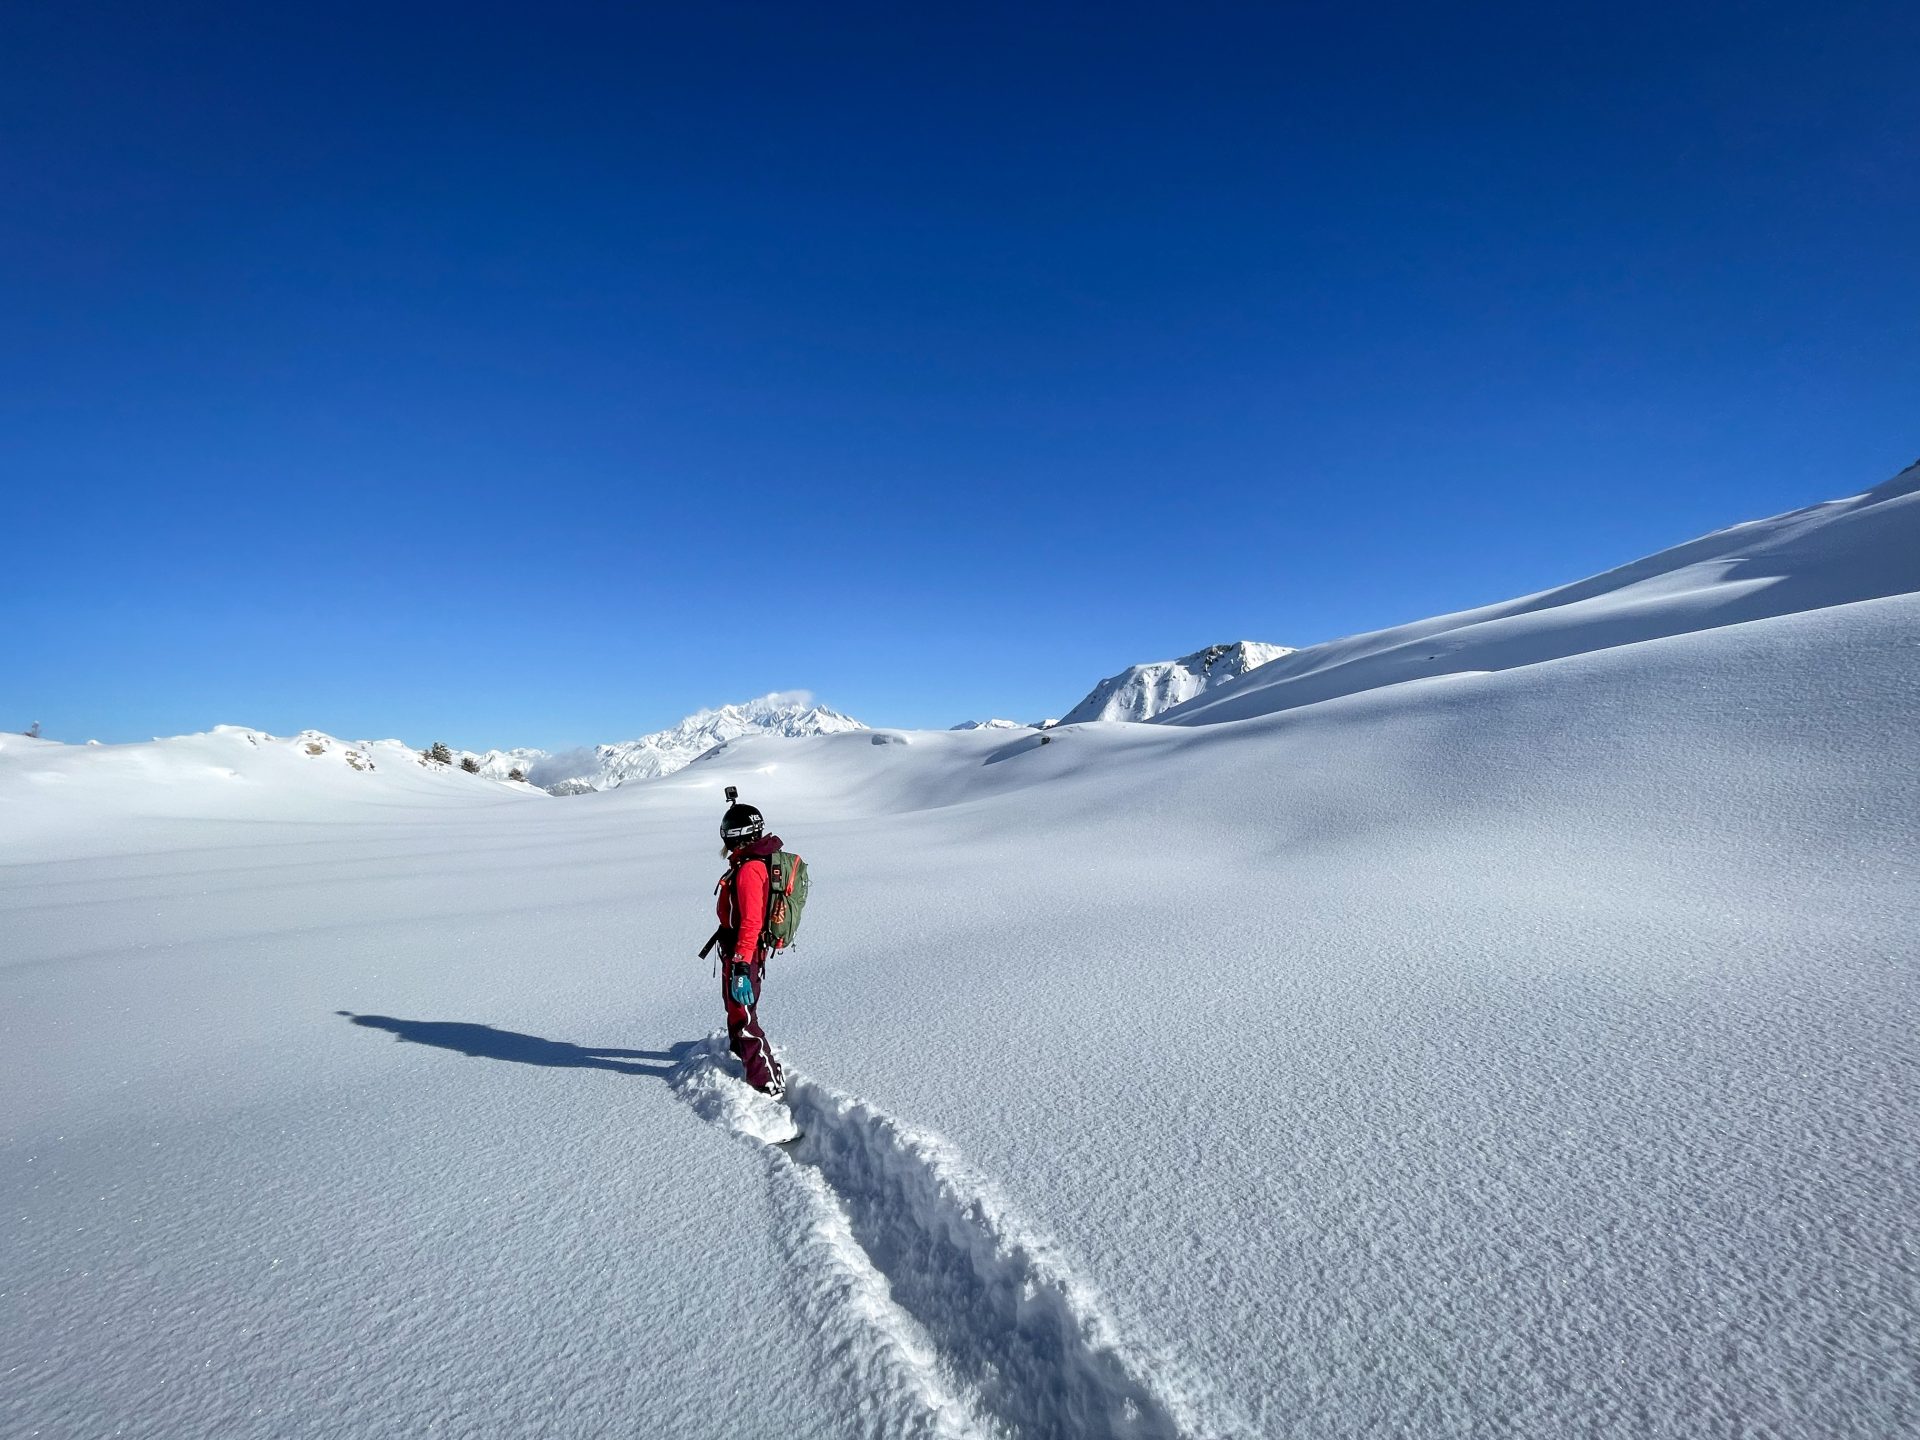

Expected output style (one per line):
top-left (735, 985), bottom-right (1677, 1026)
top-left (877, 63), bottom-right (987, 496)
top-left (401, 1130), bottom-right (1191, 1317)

top-left (721, 800), bottom-right (764, 849)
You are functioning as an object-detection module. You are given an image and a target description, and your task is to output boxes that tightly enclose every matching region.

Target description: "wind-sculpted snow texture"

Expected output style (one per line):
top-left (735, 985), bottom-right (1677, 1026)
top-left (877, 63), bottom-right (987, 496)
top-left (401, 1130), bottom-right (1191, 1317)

top-left (670, 1038), bottom-right (1222, 1440)
top-left (4, 466), bottom-right (1919, 1438)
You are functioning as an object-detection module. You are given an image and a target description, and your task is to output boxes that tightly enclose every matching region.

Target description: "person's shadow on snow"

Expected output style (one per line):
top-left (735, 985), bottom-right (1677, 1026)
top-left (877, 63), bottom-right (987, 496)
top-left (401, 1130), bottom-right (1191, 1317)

top-left (337, 1012), bottom-right (701, 1079)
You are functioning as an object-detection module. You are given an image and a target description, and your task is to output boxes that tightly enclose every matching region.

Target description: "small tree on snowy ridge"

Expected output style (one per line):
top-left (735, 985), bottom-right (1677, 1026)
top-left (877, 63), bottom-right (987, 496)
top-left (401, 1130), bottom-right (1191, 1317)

top-left (460, 755), bottom-right (480, 774)
top-left (424, 741), bottom-right (454, 765)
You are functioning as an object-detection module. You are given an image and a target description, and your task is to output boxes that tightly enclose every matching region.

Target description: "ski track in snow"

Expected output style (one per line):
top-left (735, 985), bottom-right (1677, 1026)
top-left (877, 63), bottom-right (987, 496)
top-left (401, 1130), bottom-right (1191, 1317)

top-left (669, 1037), bottom-right (1227, 1440)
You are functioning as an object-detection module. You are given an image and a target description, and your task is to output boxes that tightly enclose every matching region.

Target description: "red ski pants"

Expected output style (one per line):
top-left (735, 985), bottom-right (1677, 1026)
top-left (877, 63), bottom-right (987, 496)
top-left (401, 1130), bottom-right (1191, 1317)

top-left (723, 960), bottom-right (782, 1093)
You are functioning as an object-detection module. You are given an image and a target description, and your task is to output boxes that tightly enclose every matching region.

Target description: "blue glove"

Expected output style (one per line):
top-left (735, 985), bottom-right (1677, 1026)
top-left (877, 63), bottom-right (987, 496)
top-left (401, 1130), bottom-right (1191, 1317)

top-left (728, 966), bottom-right (755, 1006)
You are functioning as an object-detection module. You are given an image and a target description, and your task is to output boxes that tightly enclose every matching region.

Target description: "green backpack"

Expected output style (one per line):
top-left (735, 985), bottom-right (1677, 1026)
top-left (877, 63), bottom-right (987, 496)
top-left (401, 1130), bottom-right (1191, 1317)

top-left (761, 849), bottom-right (810, 952)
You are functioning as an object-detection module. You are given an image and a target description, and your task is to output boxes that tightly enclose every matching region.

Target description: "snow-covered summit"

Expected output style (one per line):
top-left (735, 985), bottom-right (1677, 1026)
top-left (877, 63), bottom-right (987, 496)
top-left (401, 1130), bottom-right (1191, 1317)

top-left (1057, 640), bottom-right (1293, 724)
top-left (512, 693), bottom-right (867, 793)
top-left (949, 718), bottom-right (1028, 731)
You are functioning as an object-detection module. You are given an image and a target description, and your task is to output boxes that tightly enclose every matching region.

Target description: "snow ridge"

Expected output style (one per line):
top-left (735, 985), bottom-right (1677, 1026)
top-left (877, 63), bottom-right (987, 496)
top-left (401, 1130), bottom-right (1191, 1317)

top-left (1155, 462), bottom-right (1920, 728)
top-left (669, 1039), bottom-right (1224, 1440)
top-left (1059, 642), bottom-right (1293, 725)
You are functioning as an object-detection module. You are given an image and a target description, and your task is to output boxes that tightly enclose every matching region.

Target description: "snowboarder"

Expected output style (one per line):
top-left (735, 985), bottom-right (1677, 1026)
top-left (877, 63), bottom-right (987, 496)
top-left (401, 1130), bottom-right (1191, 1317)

top-left (712, 794), bottom-right (787, 1099)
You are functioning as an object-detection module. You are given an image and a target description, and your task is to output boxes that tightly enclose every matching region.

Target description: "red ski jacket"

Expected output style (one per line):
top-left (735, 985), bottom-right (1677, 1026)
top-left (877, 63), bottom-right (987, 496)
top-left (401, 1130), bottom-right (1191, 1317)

top-left (716, 834), bottom-right (782, 964)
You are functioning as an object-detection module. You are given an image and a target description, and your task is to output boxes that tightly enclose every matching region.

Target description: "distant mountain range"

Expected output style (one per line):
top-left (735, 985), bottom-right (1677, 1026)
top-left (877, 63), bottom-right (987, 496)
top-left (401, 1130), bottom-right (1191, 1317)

top-left (466, 694), bottom-right (867, 794)
top-left (10, 649), bottom-right (1303, 802)
top-left (449, 643), bottom-right (1295, 795)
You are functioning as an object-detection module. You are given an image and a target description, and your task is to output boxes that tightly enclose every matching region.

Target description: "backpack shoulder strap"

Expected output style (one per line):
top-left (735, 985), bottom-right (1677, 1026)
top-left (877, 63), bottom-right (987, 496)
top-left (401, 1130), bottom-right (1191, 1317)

top-left (717, 855), bottom-right (747, 912)
top-left (727, 854), bottom-right (775, 914)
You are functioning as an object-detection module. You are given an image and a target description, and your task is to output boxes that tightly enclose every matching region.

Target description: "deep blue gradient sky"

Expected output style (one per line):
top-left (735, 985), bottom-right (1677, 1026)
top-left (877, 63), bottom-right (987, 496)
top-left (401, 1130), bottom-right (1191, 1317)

top-left (4, 2), bottom-right (1915, 747)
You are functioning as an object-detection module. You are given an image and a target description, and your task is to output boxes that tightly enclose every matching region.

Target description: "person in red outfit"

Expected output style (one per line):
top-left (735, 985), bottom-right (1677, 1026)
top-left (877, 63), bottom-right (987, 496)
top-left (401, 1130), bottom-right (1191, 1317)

top-left (716, 799), bottom-right (786, 1097)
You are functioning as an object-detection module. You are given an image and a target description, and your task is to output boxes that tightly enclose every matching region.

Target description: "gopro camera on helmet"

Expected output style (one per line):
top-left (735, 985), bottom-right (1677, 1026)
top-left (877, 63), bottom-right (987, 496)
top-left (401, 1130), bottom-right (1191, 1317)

top-left (721, 787), bottom-right (764, 850)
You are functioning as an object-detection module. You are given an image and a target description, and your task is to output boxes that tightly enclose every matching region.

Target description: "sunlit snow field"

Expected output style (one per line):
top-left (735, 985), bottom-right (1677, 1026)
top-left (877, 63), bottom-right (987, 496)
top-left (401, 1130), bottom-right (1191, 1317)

top-left (5, 469), bottom-right (1917, 1438)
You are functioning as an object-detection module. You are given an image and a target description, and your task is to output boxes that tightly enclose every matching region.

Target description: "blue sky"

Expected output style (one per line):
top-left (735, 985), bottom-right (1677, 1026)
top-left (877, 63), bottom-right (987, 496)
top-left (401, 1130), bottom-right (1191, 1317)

top-left (4, 2), bottom-right (1915, 747)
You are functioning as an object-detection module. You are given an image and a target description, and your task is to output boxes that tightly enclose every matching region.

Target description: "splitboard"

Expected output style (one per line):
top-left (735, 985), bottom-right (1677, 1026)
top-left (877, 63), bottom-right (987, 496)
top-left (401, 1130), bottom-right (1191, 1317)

top-left (760, 1113), bottom-right (803, 1146)
top-left (737, 1091), bottom-right (803, 1146)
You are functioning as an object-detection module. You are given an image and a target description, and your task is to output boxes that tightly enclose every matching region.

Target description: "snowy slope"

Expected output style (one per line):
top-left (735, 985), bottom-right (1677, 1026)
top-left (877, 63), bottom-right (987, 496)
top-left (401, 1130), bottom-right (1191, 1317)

top-left (0, 725), bottom-right (541, 860)
top-left (1059, 641), bottom-right (1293, 724)
top-left (1160, 460), bottom-right (1920, 727)
top-left (5, 470), bottom-right (1918, 1440)
top-left (466, 693), bottom-right (867, 792)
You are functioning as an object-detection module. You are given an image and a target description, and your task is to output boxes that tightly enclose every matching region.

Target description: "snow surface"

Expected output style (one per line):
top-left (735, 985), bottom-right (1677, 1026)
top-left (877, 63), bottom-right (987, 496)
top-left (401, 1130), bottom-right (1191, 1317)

top-left (1059, 642), bottom-right (1294, 725)
top-left (5, 471), bottom-right (1919, 1438)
